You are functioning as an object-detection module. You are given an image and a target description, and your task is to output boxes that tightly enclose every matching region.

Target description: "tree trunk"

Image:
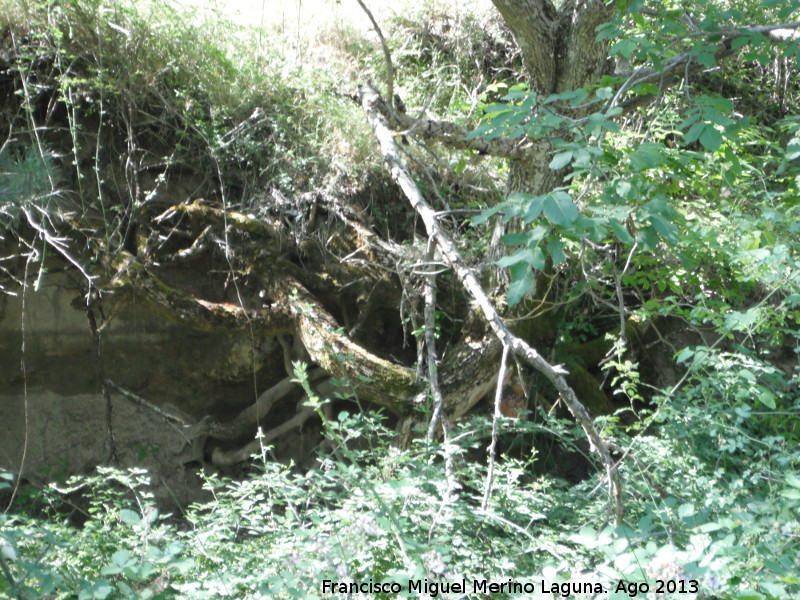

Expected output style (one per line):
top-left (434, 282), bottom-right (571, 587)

top-left (492, 0), bottom-right (612, 196)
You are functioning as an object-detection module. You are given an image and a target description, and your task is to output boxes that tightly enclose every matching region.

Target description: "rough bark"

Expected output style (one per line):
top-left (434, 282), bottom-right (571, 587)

top-left (490, 0), bottom-right (558, 94)
top-left (366, 92), bottom-right (547, 161)
top-left (489, 0), bottom-right (613, 199)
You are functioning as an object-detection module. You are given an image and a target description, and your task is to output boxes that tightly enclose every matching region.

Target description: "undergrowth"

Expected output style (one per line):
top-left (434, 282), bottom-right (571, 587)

top-left (1, 372), bottom-right (798, 600)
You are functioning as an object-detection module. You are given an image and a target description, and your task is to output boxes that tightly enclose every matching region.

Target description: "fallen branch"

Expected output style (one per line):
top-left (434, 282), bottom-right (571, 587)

top-left (359, 84), bottom-right (623, 523)
top-left (211, 407), bottom-right (317, 468)
top-left (103, 253), bottom-right (419, 411)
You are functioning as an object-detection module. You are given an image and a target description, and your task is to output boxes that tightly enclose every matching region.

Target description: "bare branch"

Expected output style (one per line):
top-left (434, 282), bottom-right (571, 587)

top-left (353, 0), bottom-right (395, 109)
top-left (424, 242), bottom-right (447, 440)
top-left (482, 343), bottom-right (509, 510)
top-left (211, 407), bottom-right (317, 468)
top-left (359, 84), bottom-right (623, 523)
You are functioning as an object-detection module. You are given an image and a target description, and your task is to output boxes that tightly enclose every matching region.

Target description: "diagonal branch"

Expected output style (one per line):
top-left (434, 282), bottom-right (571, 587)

top-left (359, 84), bottom-right (623, 523)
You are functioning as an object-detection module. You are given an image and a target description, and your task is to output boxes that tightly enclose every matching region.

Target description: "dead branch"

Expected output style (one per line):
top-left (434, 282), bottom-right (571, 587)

top-left (156, 200), bottom-right (286, 242)
top-left (353, 0), bottom-right (395, 109)
top-left (359, 84), bottom-right (623, 523)
top-left (423, 241), bottom-right (447, 440)
top-left (210, 378), bottom-right (338, 468)
top-left (276, 276), bottom-right (420, 412)
top-left (103, 253), bottom-right (419, 411)
top-left (210, 407), bottom-right (317, 468)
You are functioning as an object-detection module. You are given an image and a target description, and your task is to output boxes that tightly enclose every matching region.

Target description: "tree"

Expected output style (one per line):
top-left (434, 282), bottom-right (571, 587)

top-left (354, 0), bottom-right (800, 393)
top-left (354, 0), bottom-right (800, 518)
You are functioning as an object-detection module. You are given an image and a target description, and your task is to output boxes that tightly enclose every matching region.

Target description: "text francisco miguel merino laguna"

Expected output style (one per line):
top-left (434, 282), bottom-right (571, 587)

top-left (322, 578), bottom-right (606, 597)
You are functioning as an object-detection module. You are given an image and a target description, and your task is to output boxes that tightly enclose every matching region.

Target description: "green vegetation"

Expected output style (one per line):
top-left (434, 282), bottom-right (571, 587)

top-left (1, 381), bottom-right (798, 598)
top-left (1, 0), bottom-right (799, 598)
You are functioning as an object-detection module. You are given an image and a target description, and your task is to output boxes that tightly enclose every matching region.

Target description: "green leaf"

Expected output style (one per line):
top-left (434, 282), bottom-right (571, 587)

top-left (168, 557), bottom-right (196, 574)
top-left (544, 89), bottom-right (588, 106)
top-left (472, 202), bottom-right (508, 226)
top-left (81, 580), bottom-right (114, 600)
top-left (543, 192), bottom-right (579, 227)
top-left (633, 82), bottom-right (659, 95)
top-left (523, 196), bottom-right (545, 222)
top-left (609, 219), bottom-right (634, 244)
top-left (699, 125), bottom-right (723, 151)
top-left (496, 246), bottom-right (545, 269)
top-left (629, 143), bottom-right (666, 169)
top-left (731, 36), bottom-right (751, 50)
top-left (507, 264), bottom-right (535, 306)
top-left (547, 238), bottom-right (566, 265)
top-left (724, 308), bottom-right (760, 332)
top-left (684, 121), bottom-right (706, 144)
top-left (569, 526), bottom-right (598, 546)
top-left (611, 38), bottom-right (637, 59)
top-left (638, 225), bottom-right (659, 250)
top-left (525, 225), bottom-right (550, 246)
top-left (697, 52), bottom-right (715, 67)
top-left (756, 390), bottom-right (776, 409)
top-left (528, 246), bottom-right (546, 270)
top-left (648, 213), bottom-right (678, 245)
top-left (786, 139), bottom-right (800, 160)
top-left (119, 509), bottom-right (142, 526)
top-left (779, 487), bottom-right (800, 499)
top-left (466, 122), bottom-right (496, 140)
top-left (484, 103), bottom-right (511, 114)
top-left (502, 232), bottom-right (530, 245)
top-left (550, 150), bottom-right (573, 170)
top-left (595, 86), bottom-right (614, 100)
top-left (675, 348), bottom-right (694, 364)
top-left (496, 248), bottom-right (534, 268)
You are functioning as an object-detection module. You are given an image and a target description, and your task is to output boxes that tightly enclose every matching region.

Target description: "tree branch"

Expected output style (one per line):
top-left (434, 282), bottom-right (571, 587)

top-left (359, 90), bottom-right (548, 160)
top-left (359, 84), bottom-right (623, 523)
top-left (613, 22), bottom-right (800, 114)
top-left (103, 253), bottom-right (419, 411)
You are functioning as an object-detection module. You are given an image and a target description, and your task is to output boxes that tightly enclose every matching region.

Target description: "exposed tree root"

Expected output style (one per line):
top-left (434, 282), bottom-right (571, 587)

top-left (103, 253), bottom-right (419, 412)
top-left (210, 378), bottom-right (339, 468)
top-left (202, 369), bottom-right (328, 442)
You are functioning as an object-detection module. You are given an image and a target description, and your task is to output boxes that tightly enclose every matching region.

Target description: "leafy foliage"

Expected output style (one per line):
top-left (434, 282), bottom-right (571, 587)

top-left (1, 0), bottom-right (799, 599)
top-left (0, 145), bottom-right (61, 231)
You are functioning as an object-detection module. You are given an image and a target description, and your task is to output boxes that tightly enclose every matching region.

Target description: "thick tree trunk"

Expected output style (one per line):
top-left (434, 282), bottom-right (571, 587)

top-left (491, 0), bottom-right (611, 196)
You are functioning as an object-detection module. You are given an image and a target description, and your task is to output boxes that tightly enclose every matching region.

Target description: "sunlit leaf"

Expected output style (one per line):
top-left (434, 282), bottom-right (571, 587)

top-left (550, 150), bottom-right (573, 170)
top-left (543, 192), bottom-right (579, 226)
top-left (507, 263), bottom-right (535, 306)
